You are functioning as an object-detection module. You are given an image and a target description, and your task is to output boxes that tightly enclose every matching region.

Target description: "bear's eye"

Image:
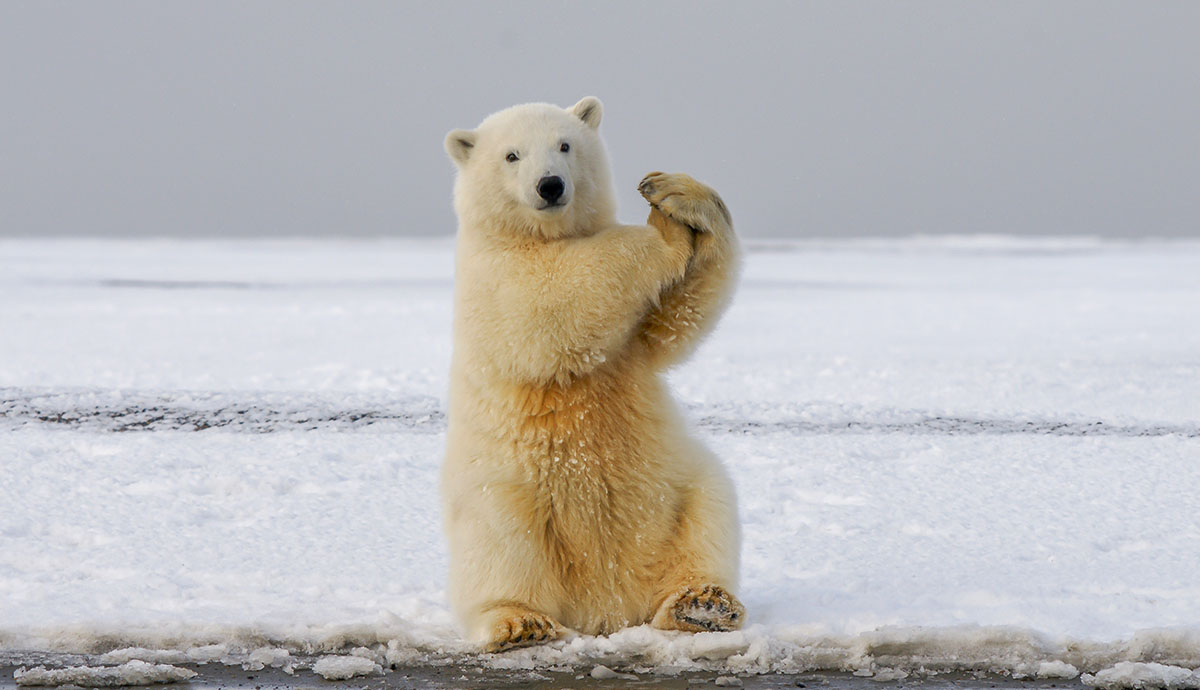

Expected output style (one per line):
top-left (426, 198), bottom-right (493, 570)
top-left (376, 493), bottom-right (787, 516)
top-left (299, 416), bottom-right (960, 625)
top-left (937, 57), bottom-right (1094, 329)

top-left (505, 152), bottom-right (519, 163)
top-left (560, 142), bottom-right (570, 153)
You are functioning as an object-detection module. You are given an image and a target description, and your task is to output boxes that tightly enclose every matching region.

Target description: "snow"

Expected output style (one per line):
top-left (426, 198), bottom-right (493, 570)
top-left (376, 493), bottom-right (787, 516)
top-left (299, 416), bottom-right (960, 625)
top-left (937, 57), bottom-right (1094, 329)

top-left (1038, 661), bottom-right (1081, 679)
top-left (98, 648), bottom-right (189, 665)
top-left (310, 654), bottom-right (381, 680)
top-left (13, 660), bottom-right (196, 686)
top-left (590, 664), bottom-right (637, 680)
top-left (871, 668), bottom-right (910, 682)
top-left (1082, 662), bottom-right (1200, 690)
top-left (243, 646), bottom-right (294, 673)
top-left (1, 237), bottom-right (1199, 678)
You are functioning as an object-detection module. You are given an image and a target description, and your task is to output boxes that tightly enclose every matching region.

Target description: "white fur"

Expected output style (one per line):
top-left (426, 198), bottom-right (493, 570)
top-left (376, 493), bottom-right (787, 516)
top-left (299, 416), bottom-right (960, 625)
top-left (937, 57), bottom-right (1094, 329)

top-left (442, 98), bottom-right (743, 650)
top-left (445, 98), bottom-right (613, 242)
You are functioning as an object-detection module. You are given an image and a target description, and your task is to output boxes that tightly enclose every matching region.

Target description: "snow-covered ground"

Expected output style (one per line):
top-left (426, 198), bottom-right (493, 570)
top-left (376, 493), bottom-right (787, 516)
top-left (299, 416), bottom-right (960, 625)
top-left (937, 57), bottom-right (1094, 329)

top-left (2, 238), bottom-right (1199, 681)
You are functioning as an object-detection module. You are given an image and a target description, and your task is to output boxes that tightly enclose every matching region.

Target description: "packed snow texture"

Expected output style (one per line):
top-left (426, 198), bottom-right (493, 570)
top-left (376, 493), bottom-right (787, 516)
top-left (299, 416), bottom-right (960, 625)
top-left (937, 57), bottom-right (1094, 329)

top-left (1, 238), bottom-right (1199, 677)
top-left (1082, 662), bottom-right (1200, 690)
top-left (13, 660), bottom-right (196, 686)
top-left (590, 664), bottom-right (637, 680)
top-left (310, 654), bottom-right (382, 680)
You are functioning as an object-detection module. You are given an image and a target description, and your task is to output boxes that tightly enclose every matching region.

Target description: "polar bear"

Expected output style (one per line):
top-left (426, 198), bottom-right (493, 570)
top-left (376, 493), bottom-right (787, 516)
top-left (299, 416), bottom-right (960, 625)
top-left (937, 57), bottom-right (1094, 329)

top-left (442, 97), bottom-right (743, 652)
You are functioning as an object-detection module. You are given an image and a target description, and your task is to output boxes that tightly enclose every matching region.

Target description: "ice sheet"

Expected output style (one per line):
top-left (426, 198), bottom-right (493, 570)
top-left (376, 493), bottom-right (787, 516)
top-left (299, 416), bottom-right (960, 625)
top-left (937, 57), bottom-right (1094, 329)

top-left (2, 238), bottom-right (1198, 676)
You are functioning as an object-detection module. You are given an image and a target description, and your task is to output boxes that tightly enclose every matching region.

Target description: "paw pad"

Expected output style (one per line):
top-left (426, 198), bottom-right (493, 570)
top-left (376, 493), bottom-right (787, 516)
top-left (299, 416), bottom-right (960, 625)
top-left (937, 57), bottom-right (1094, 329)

top-left (638, 172), bottom-right (731, 234)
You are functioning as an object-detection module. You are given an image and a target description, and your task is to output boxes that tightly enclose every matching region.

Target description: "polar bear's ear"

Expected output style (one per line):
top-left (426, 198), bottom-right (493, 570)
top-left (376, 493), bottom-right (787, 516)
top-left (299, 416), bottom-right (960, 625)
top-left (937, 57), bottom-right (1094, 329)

top-left (444, 129), bottom-right (477, 166)
top-left (570, 97), bottom-right (603, 129)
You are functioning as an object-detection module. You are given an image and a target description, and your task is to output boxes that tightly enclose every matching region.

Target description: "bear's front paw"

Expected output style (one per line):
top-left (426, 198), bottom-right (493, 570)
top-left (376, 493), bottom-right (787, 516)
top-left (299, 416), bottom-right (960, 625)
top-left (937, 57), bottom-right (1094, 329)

top-left (482, 606), bottom-right (562, 653)
top-left (638, 172), bottom-right (732, 235)
top-left (653, 584), bottom-right (745, 633)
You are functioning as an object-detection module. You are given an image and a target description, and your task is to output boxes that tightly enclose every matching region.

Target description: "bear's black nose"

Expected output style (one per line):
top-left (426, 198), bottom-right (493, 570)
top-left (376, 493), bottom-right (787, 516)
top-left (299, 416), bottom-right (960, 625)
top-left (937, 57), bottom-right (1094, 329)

top-left (537, 176), bottom-right (565, 203)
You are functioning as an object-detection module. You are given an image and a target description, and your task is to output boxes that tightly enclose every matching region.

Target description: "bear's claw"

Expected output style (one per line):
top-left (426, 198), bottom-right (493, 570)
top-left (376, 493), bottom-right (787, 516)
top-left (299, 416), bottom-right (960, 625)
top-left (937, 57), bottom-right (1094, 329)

top-left (659, 583), bottom-right (745, 633)
top-left (484, 609), bottom-right (561, 653)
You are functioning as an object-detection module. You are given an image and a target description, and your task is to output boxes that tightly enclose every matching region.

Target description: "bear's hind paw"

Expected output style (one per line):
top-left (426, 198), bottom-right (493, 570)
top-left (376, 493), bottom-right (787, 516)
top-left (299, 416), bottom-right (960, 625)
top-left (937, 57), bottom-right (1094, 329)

top-left (653, 583), bottom-right (745, 633)
top-left (482, 607), bottom-right (562, 653)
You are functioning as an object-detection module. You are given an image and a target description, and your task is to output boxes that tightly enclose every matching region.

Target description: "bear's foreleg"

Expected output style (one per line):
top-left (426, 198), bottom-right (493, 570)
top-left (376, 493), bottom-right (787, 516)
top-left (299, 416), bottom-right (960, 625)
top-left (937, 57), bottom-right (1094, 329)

top-left (636, 172), bottom-right (741, 368)
top-left (515, 215), bottom-right (695, 383)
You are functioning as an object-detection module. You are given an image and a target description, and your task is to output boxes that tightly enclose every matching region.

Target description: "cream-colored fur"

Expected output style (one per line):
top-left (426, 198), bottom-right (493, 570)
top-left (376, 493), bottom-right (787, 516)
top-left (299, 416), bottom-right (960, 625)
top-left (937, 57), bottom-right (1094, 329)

top-left (442, 97), bottom-right (743, 652)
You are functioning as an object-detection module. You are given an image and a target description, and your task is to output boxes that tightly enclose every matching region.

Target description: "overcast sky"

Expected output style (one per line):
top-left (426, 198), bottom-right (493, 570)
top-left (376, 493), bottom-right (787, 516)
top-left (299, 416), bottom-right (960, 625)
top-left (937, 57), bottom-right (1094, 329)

top-left (1, 1), bottom-right (1197, 239)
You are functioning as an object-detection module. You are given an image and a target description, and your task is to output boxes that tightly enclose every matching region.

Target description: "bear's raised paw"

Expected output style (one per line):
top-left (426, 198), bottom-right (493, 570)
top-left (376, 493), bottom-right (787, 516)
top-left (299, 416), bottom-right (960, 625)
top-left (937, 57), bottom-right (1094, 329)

top-left (654, 583), bottom-right (745, 633)
top-left (482, 606), bottom-right (562, 653)
top-left (638, 172), bottom-right (732, 235)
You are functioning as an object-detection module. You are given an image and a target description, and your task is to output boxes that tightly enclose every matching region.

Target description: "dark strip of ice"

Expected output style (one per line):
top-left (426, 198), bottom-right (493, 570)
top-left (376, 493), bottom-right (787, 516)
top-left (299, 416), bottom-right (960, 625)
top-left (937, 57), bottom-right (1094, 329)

top-left (1, 387), bottom-right (1196, 437)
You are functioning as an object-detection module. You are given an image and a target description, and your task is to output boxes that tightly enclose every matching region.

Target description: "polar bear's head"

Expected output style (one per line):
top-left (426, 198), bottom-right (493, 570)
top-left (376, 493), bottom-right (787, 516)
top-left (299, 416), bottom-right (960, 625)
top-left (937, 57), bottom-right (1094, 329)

top-left (445, 97), bottom-right (615, 239)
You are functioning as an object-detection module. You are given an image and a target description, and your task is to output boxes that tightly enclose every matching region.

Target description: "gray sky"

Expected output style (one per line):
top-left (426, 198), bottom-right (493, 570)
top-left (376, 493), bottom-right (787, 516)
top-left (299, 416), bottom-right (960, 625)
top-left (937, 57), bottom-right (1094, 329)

top-left (2, 1), bottom-right (1197, 239)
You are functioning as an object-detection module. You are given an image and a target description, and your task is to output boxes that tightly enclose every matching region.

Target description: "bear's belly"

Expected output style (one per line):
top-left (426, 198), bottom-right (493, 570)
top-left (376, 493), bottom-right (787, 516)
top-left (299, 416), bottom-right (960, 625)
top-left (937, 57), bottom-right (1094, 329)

top-left (530, 465), bottom-right (676, 633)
top-left (468, 369), bottom-right (682, 631)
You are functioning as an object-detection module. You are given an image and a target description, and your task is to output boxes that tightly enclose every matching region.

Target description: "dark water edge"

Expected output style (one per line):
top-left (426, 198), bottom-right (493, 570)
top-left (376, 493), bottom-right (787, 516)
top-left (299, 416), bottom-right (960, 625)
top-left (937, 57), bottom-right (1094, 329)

top-left (1, 656), bottom-right (1091, 690)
